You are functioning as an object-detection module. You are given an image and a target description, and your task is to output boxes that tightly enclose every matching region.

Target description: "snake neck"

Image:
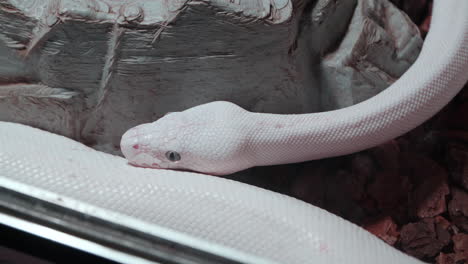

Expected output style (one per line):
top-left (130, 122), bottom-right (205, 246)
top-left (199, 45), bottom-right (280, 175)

top-left (244, 0), bottom-right (468, 168)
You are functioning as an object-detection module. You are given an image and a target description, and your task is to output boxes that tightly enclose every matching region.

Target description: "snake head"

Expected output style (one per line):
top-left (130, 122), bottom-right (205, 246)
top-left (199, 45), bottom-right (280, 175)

top-left (120, 101), bottom-right (251, 175)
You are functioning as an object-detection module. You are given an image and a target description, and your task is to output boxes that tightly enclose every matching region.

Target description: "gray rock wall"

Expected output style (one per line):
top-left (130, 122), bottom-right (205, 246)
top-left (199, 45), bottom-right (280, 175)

top-left (0, 0), bottom-right (422, 154)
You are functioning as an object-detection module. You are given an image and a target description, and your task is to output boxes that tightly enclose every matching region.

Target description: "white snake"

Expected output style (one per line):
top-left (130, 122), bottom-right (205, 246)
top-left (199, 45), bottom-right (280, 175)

top-left (1, 0), bottom-right (467, 263)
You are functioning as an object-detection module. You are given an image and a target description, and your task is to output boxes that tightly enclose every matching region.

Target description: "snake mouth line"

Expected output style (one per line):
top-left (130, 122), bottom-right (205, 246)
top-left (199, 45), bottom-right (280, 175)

top-left (126, 161), bottom-right (219, 176)
top-left (128, 161), bottom-right (162, 169)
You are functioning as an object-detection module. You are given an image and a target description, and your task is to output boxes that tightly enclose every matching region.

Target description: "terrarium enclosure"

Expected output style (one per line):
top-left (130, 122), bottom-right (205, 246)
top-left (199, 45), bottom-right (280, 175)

top-left (0, 0), bottom-right (467, 263)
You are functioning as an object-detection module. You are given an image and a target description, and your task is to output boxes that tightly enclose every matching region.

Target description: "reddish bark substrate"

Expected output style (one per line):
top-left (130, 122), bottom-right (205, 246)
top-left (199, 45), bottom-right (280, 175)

top-left (232, 1), bottom-right (468, 263)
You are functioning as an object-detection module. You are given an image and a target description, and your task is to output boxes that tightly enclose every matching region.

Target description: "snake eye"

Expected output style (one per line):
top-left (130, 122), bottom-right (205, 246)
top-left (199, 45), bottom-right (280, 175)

top-left (165, 151), bottom-right (181, 162)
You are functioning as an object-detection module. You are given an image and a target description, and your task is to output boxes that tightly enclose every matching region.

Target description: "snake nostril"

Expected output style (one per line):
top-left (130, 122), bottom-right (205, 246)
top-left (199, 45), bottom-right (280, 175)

top-left (121, 128), bottom-right (140, 160)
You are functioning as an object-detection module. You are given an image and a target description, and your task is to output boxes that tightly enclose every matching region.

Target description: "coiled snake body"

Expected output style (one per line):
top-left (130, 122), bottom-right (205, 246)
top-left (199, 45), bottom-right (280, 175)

top-left (1, 1), bottom-right (467, 263)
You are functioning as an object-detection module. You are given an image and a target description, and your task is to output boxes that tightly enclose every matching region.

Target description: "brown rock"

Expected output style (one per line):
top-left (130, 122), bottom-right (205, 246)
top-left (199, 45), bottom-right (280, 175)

top-left (400, 218), bottom-right (451, 259)
top-left (410, 161), bottom-right (449, 218)
top-left (446, 143), bottom-right (468, 191)
top-left (368, 171), bottom-right (409, 211)
top-left (342, 172), bottom-right (367, 202)
top-left (453, 234), bottom-right (468, 260)
top-left (358, 197), bottom-right (379, 215)
top-left (453, 234), bottom-right (468, 251)
top-left (346, 153), bottom-right (376, 214)
top-left (370, 140), bottom-right (400, 173)
top-left (346, 154), bottom-right (375, 201)
top-left (291, 161), bottom-right (366, 223)
top-left (351, 153), bottom-right (375, 179)
top-left (403, 154), bottom-right (450, 218)
top-left (436, 253), bottom-right (455, 264)
top-left (366, 142), bottom-right (409, 213)
top-left (435, 216), bottom-right (452, 230)
top-left (363, 216), bottom-right (400, 245)
top-left (399, 152), bottom-right (423, 183)
top-left (290, 162), bottom-right (329, 207)
top-left (448, 188), bottom-right (468, 232)
top-left (436, 221), bottom-right (452, 250)
top-left (454, 254), bottom-right (468, 264)
top-left (323, 169), bottom-right (368, 223)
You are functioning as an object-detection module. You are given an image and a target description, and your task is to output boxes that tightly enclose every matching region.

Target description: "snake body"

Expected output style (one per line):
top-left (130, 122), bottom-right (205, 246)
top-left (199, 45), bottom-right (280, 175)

top-left (121, 0), bottom-right (468, 177)
top-left (1, 1), bottom-right (467, 263)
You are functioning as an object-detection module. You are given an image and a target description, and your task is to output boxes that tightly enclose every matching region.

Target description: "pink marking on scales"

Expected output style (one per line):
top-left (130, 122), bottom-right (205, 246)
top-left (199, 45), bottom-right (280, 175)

top-left (319, 242), bottom-right (329, 253)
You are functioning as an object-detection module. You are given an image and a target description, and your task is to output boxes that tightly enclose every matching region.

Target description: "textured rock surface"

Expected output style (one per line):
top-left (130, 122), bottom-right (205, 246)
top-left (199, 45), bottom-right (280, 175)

top-left (318, 0), bottom-right (422, 110)
top-left (399, 218), bottom-right (451, 259)
top-left (453, 234), bottom-right (468, 262)
top-left (0, 0), bottom-right (422, 154)
top-left (0, 84), bottom-right (83, 137)
top-left (449, 187), bottom-right (468, 232)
